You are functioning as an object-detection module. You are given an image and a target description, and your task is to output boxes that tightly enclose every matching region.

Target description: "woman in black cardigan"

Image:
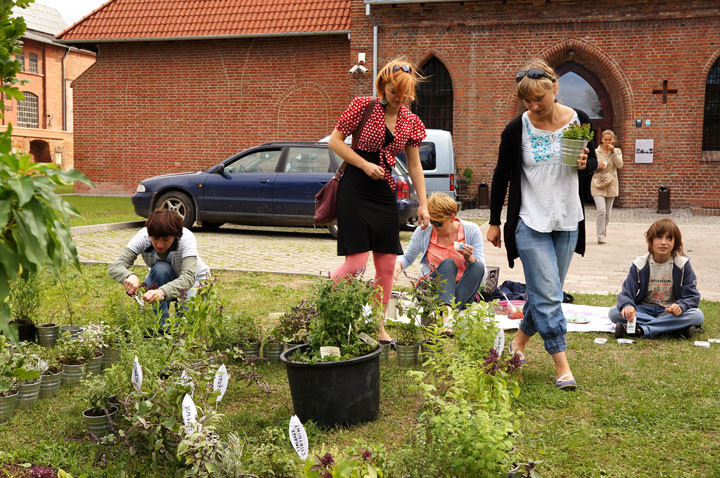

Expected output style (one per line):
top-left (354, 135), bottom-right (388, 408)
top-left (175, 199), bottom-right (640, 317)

top-left (487, 59), bottom-right (597, 390)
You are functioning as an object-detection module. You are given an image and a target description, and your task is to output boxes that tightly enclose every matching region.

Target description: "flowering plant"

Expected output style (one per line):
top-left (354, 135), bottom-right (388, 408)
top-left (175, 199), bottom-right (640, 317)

top-left (303, 444), bottom-right (386, 478)
top-left (80, 322), bottom-right (109, 354)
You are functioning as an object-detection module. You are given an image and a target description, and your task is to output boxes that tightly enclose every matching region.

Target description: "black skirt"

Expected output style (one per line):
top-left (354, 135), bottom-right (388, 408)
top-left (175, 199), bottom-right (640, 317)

top-left (336, 131), bottom-right (401, 256)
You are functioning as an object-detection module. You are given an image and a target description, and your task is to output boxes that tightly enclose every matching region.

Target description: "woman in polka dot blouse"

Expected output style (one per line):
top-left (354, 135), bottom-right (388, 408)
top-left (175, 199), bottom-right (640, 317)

top-left (328, 57), bottom-right (430, 343)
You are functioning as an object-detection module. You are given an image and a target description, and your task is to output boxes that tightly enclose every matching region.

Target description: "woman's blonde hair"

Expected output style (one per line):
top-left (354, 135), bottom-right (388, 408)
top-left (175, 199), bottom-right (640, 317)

top-left (516, 58), bottom-right (557, 102)
top-left (601, 129), bottom-right (617, 144)
top-left (375, 57), bottom-right (421, 104)
top-left (428, 192), bottom-right (458, 221)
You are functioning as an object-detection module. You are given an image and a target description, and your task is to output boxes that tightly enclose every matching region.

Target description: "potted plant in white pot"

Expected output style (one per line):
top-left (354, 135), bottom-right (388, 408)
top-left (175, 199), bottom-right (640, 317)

top-left (8, 276), bottom-right (41, 343)
top-left (561, 121), bottom-right (595, 166)
top-left (280, 277), bottom-right (382, 428)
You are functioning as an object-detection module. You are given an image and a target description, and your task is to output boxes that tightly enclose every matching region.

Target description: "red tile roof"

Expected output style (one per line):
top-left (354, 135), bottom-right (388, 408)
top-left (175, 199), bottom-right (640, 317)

top-left (56, 0), bottom-right (350, 42)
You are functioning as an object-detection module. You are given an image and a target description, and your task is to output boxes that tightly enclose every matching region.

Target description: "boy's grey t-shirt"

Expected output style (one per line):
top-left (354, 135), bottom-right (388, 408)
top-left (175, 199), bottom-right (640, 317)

top-left (642, 256), bottom-right (675, 308)
top-left (126, 227), bottom-right (211, 281)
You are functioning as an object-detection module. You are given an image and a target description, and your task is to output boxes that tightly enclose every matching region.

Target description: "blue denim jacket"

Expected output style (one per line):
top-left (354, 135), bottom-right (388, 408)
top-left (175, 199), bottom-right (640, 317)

top-left (397, 219), bottom-right (487, 281)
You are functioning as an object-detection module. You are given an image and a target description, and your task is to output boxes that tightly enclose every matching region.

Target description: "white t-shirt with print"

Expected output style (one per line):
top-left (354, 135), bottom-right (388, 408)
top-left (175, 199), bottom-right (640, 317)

top-left (518, 111), bottom-right (584, 233)
top-left (642, 256), bottom-right (675, 308)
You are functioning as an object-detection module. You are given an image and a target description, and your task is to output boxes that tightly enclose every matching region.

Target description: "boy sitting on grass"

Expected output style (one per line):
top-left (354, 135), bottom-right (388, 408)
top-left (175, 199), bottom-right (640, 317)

top-left (610, 218), bottom-right (704, 339)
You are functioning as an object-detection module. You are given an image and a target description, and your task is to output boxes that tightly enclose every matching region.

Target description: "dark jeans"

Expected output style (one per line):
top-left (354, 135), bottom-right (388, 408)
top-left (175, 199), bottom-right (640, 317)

top-left (431, 258), bottom-right (486, 311)
top-left (144, 261), bottom-right (176, 321)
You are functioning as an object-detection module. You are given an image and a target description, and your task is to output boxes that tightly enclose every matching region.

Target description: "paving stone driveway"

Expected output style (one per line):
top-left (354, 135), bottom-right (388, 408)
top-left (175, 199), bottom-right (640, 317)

top-left (73, 207), bottom-right (720, 301)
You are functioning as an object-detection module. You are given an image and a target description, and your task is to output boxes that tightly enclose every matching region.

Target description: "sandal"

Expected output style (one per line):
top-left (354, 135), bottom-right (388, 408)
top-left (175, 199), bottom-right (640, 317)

top-left (508, 341), bottom-right (526, 365)
top-left (555, 373), bottom-right (577, 390)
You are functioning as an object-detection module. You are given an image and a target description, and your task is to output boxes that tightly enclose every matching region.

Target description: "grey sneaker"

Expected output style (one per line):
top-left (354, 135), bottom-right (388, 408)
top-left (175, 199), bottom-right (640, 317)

top-left (682, 325), bottom-right (697, 339)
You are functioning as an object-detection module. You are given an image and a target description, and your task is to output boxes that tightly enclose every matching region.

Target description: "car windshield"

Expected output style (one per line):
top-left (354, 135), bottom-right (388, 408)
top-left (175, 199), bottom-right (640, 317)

top-left (395, 142), bottom-right (436, 171)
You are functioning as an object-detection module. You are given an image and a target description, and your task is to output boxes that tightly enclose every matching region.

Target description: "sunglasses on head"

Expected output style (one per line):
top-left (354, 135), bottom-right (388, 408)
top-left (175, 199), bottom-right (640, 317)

top-left (390, 65), bottom-right (412, 74)
top-left (516, 68), bottom-right (555, 83)
top-left (430, 219), bottom-right (443, 227)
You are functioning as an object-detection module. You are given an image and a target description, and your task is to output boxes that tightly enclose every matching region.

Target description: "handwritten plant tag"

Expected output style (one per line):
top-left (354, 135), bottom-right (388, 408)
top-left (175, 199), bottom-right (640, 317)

top-left (320, 346), bottom-right (341, 359)
top-left (131, 356), bottom-right (143, 392)
top-left (593, 338), bottom-right (607, 345)
top-left (268, 312), bottom-right (284, 320)
top-left (708, 339), bottom-right (720, 344)
top-left (694, 341), bottom-right (710, 348)
top-left (182, 394), bottom-right (197, 429)
top-left (357, 332), bottom-right (378, 347)
top-left (213, 364), bottom-right (229, 402)
top-left (288, 415), bottom-right (309, 460)
top-left (180, 370), bottom-right (195, 395)
top-left (617, 338), bottom-right (635, 344)
top-left (494, 328), bottom-right (505, 356)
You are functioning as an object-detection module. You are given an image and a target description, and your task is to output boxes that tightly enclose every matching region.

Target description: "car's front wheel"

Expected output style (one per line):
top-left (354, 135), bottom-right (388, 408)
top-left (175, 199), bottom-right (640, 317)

top-left (156, 191), bottom-right (195, 229)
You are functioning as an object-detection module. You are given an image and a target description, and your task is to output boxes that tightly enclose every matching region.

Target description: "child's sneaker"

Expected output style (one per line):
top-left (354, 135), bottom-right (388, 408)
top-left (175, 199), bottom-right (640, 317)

top-left (682, 325), bottom-right (697, 339)
top-left (614, 323), bottom-right (627, 338)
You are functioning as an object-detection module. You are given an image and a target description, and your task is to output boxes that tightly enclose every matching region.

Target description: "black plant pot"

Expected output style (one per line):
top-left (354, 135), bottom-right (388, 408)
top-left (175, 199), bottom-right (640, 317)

top-left (281, 344), bottom-right (382, 429)
top-left (10, 323), bottom-right (37, 342)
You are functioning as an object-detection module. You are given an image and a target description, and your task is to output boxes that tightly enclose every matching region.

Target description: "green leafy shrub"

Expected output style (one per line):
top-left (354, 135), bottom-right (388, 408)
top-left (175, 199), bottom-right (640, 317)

top-left (8, 276), bottom-right (41, 325)
top-left (562, 121), bottom-right (594, 141)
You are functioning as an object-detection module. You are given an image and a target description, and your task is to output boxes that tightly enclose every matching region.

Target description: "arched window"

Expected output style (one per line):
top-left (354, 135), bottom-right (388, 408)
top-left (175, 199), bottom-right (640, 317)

top-left (556, 62), bottom-right (613, 142)
top-left (17, 92), bottom-right (38, 128)
top-left (28, 53), bottom-right (38, 74)
top-left (702, 57), bottom-right (720, 150)
top-left (412, 57), bottom-right (453, 132)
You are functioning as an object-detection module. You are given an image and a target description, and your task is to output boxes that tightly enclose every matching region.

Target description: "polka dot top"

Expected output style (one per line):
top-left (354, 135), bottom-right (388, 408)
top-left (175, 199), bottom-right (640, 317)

top-left (336, 96), bottom-right (426, 190)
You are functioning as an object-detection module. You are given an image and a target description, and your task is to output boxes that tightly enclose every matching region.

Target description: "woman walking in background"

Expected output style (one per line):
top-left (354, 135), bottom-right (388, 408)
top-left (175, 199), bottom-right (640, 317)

top-left (592, 129), bottom-right (623, 244)
top-left (328, 58), bottom-right (429, 343)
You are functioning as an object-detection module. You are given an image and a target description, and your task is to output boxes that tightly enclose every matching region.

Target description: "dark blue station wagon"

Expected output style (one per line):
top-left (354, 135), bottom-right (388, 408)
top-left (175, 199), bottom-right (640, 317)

top-left (132, 142), bottom-right (419, 237)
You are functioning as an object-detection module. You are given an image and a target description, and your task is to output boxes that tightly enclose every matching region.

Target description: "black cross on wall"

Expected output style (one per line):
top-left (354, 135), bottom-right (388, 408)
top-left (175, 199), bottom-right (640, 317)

top-left (653, 80), bottom-right (678, 104)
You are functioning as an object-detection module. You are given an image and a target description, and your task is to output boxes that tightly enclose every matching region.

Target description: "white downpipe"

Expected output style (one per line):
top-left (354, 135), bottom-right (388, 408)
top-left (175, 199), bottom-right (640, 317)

top-left (373, 24), bottom-right (378, 97)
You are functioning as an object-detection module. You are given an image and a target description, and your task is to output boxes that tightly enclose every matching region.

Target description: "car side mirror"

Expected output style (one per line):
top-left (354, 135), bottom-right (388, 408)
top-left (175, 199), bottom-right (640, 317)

top-left (217, 165), bottom-right (231, 179)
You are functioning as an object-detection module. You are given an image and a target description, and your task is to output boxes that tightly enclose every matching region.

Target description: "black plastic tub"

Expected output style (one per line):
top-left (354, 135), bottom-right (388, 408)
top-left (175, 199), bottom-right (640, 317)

top-left (280, 344), bottom-right (382, 429)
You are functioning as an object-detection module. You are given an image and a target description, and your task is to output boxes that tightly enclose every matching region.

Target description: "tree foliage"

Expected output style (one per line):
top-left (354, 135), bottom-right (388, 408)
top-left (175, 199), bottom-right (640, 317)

top-left (0, 0), bottom-right (93, 339)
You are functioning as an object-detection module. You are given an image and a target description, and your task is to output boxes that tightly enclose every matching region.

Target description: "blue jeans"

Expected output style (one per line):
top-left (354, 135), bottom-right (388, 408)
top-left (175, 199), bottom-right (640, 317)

top-left (431, 258), bottom-right (486, 311)
top-left (144, 261), bottom-right (200, 321)
top-left (515, 219), bottom-right (578, 355)
top-left (608, 304), bottom-right (705, 338)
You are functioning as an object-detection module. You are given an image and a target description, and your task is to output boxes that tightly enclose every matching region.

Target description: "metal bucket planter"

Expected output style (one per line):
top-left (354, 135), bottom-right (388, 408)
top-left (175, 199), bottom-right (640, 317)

top-left (40, 371), bottom-right (63, 398)
top-left (17, 378), bottom-right (42, 408)
top-left (62, 363), bottom-right (86, 387)
top-left (0, 391), bottom-right (19, 423)
top-left (36, 324), bottom-right (60, 347)
top-left (379, 343), bottom-right (391, 364)
top-left (82, 406), bottom-right (118, 438)
top-left (264, 342), bottom-right (284, 363)
top-left (101, 348), bottom-right (120, 370)
top-left (395, 344), bottom-right (419, 367)
top-left (59, 325), bottom-right (83, 339)
top-left (85, 353), bottom-right (104, 375)
top-left (281, 344), bottom-right (382, 429)
top-left (560, 138), bottom-right (588, 166)
top-left (240, 342), bottom-right (261, 358)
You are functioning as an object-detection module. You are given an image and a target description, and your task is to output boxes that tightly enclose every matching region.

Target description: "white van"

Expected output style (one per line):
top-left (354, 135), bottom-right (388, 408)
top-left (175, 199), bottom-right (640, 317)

top-left (320, 128), bottom-right (457, 198)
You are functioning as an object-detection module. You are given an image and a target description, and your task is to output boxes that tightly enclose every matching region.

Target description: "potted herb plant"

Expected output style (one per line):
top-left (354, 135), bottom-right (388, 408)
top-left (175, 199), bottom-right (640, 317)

top-left (99, 322), bottom-right (122, 370)
top-left (16, 348), bottom-right (47, 408)
top-left (280, 277), bottom-right (382, 428)
top-left (235, 311), bottom-right (262, 358)
top-left (561, 121), bottom-right (594, 166)
top-left (277, 300), bottom-right (316, 347)
top-left (81, 375), bottom-right (118, 439)
top-left (0, 337), bottom-right (40, 423)
top-left (80, 323), bottom-right (108, 375)
top-left (56, 332), bottom-right (91, 387)
top-left (395, 321), bottom-right (422, 367)
top-left (8, 277), bottom-right (41, 343)
top-left (39, 347), bottom-right (63, 399)
top-left (263, 324), bottom-right (285, 364)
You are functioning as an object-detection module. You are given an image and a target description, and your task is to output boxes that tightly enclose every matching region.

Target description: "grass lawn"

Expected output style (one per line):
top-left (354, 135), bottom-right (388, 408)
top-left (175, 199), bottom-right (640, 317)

top-left (1, 265), bottom-right (718, 477)
top-left (63, 195), bottom-right (142, 227)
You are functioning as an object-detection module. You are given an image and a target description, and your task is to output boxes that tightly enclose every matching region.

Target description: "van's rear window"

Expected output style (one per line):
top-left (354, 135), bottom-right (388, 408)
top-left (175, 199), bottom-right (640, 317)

top-left (395, 142), bottom-right (436, 170)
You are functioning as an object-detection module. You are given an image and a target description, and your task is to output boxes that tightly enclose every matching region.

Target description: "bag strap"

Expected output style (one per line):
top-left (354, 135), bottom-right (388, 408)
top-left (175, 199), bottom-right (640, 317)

top-left (334, 98), bottom-right (377, 179)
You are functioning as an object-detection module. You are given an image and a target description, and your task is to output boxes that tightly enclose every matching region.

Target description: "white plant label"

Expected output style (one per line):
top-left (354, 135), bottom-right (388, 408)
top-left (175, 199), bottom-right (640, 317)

top-left (182, 393), bottom-right (197, 429)
top-left (694, 341), bottom-right (710, 348)
top-left (180, 370), bottom-right (195, 396)
top-left (267, 312), bottom-right (284, 320)
top-left (213, 364), bottom-right (229, 402)
top-left (288, 415), bottom-right (309, 460)
top-left (357, 332), bottom-right (378, 347)
top-left (494, 328), bottom-right (505, 356)
top-left (617, 338), bottom-right (635, 344)
top-left (131, 356), bottom-right (143, 392)
top-left (320, 346), bottom-right (341, 358)
top-left (593, 338), bottom-right (607, 345)
top-left (708, 339), bottom-right (720, 343)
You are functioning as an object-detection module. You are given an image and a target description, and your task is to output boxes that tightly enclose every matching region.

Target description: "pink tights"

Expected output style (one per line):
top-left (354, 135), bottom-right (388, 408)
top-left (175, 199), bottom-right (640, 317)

top-left (331, 251), bottom-right (396, 306)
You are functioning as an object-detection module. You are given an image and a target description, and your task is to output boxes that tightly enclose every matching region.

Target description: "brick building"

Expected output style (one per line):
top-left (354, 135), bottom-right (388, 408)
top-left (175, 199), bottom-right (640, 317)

top-left (3, 3), bottom-right (96, 170)
top-left (58, 0), bottom-right (720, 213)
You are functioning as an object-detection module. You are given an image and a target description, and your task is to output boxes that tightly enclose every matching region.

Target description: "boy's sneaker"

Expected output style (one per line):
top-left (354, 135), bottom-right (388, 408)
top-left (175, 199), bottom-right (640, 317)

top-left (682, 325), bottom-right (697, 339)
top-left (614, 323), bottom-right (627, 338)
